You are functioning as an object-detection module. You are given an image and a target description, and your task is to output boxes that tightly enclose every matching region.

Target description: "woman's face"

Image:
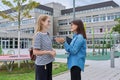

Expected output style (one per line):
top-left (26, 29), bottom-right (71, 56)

top-left (42, 18), bottom-right (51, 29)
top-left (71, 23), bottom-right (78, 32)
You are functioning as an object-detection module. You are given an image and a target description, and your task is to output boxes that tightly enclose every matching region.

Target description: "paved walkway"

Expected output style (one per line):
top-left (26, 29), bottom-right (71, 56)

top-left (54, 58), bottom-right (120, 80)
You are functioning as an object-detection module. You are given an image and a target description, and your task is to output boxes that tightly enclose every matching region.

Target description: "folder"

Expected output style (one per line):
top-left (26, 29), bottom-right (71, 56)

top-left (66, 36), bottom-right (72, 44)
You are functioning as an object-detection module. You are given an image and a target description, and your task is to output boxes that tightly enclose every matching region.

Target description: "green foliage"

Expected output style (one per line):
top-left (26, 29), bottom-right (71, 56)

top-left (88, 44), bottom-right (111, 49)
top-left (53, 62), bottom-right (67, 75)
top-left (53, 44), bottom-right (58, 48)
top-left (113, 18), bottom-right (120, 34)
top-left (2, 0), bottom-right (14, 8)
top-left (0, 11), bottom-right (15, 21)
top-left (112, 24), bottom-right (120, 34)
top-left (0, 0), bottom-right (39, 21)
top-left (0, 46), bottom-right (2, 55)
top-left (0, 62), bottom-right (67, 80)
top-left (106, 44), bottom-right (111, 48)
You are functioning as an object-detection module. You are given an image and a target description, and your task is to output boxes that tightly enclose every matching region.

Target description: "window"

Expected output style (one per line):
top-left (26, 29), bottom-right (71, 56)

top-left (93, 15), bottom-right (99, 22)
top-left (100, 14), bottom-right (106, 21)
top-left (86, 28), bottom-right (92, 33)
top-left (68, 19), bottom-right (72, 24)
top-left (22, 18), bottom-right (35, 25)
top-left (0, 18), bottom-right (36, 28)
top-left (21, 27), bottom-right (34, 34)
top-left (114, 12), bottom-right (120, 19)
top-left (58, 19), bottom-right (68, 26)
top-left (85, 16), bottom-right (92, 23)
top-left (107, 13), bottom-right (114, 20)
top-left (100, 28), bottom-right (103, 33)
top-left (87, 41), bottom-right (89, 44)
top-left (10, 39), bottom-right (13, 48)
top-left (69, 31), bottom-right (72, 34)
top-left (15, 40), bottom-right (18, 48)
top-left (59, 31), bottom-right (68, 35)
top-left (34, 8), bottom-right (53, 15)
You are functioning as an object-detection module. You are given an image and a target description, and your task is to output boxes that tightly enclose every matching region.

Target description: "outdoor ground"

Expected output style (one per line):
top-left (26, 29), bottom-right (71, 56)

top-left (0, 62), bottom-right (67, 80)
top-left (0, 49), bottom-right (120, 80)
top-left (54, 58), bottom-right (120, 80)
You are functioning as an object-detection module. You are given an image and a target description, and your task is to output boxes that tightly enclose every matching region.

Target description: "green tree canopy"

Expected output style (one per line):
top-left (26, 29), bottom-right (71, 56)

top-left (113, 18), bottom-right (120, 34)
top-left (0, 0), bottom-right (39, 60)
top-left (0, 0), bottom-right (39, 21)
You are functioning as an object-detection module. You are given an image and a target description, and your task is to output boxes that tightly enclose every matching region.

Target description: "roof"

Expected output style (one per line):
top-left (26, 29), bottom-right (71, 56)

top-left (61, 1), bottom-right (119, 15)
top-left (1, 4), bottom-right (53, 14)
top-left (36, 5), bottom-right (53, 13)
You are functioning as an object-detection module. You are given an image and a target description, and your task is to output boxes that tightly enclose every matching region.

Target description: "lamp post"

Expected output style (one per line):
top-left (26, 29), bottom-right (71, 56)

top-left (73, 0), bottom-right (75, 20)
top-left (110, 33), bottom-right (116, 68)
top-left (110, 43), bottom-right (115, 68)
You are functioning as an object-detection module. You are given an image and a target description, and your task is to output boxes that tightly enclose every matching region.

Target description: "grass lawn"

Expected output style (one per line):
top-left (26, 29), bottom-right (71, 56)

top-left (0, 62), bottom-right (67, 80)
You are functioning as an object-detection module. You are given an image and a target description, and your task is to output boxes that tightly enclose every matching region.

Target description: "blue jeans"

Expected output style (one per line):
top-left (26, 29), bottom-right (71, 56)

top-left (35, 62), bottom-right (52, 80)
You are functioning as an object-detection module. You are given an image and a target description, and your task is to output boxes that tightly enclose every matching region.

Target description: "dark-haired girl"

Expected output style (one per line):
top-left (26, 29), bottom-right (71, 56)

top-left (55, 20), bottom-right (87, 80)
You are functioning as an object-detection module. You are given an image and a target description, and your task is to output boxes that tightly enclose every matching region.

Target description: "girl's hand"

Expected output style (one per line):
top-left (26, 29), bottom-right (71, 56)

top-left (49, 50), bottom-right (56, 57)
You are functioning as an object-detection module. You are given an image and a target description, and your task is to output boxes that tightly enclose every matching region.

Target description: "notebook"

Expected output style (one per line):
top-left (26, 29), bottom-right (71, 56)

top-left (66, 36), bottom-right (72, 44)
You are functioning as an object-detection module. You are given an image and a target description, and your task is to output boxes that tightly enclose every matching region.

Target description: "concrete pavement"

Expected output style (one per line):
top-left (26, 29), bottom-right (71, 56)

top-left (54, 58), bottom-right (120, 80)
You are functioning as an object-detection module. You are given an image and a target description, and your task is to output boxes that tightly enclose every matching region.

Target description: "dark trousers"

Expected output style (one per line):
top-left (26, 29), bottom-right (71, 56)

top-left (35, 62), bottom-right (52, 80)
top-left (70, 66), bottom-right (81, 80)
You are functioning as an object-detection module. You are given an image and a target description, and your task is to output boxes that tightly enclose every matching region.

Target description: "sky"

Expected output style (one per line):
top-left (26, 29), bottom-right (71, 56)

top-left (36, 0), bottom-right (120, 8)
top-left (0, 0), bottom-right (120, 10)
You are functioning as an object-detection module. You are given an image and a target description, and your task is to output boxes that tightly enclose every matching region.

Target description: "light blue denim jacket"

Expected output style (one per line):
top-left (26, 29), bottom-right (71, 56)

top-left (64, 33), bottom-right (86, 71)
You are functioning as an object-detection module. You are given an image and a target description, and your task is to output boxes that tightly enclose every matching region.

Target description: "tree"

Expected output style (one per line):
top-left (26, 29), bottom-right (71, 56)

top-left (92, 27), bottom-right (96, 55)
top-left (113, 18), bottom-right (120, 34)
top-left (0, 46), bottom-right (2, 55)
top-left (0, 0), bottom-right (39, 67)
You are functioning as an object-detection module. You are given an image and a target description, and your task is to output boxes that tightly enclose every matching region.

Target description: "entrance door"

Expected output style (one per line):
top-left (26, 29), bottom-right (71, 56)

top-left (1, 40), bottom-right (9, 49)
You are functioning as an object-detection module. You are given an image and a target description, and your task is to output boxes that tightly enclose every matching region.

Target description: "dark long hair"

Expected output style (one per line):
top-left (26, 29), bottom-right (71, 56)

top-left (71, 19), bottom-right (87, 39)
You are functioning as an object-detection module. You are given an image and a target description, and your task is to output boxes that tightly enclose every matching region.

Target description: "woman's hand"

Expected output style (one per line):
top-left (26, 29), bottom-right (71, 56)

top-left (49, 50), bottom-right (56, 57)
top-left (55, 37), bottom-right (65, 43)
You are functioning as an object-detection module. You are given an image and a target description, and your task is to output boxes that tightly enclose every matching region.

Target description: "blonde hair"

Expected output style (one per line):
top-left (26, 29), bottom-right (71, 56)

top-left (32, 15), bottom-right (49, 46)
top-left (35, 15), bottom-right (49, 33)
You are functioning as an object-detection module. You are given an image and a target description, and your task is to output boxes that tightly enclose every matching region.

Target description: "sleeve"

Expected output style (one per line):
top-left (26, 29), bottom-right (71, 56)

top-left (64, 35), bottom-right (84, 55)
top-left (33, 33), bottom-right (41, 50)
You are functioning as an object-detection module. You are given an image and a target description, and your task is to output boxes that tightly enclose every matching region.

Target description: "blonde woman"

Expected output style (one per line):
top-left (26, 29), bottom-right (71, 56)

top-left (33, 15), bottom-right (56, 80)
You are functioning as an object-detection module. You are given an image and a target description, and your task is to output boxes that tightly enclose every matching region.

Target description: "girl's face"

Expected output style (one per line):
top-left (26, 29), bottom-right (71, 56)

top-left (42, 18), bottom-right (51, 29)
top-left (71, 23), bottom-right (78, 32)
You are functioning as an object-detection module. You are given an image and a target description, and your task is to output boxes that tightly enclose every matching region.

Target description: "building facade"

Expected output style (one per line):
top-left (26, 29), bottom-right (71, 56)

top-left (0, 4), bottom-right (53, 49)
top-left (0, 1), bottom-right (120, 49)
top-left (53, 1), bottom-right (120, 47)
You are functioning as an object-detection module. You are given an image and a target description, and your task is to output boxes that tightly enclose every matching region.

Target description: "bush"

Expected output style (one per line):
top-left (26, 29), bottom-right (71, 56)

top-left (52, 43), bottom-right (64, 49)
top-left (52, 44), bottom-right (58, 48)
top-left (88, 44), bottom-right (111, 49)
top-left (106, 44), bottom-right (111, 48)
top-left (0, 46), bottom-right (2, 55)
